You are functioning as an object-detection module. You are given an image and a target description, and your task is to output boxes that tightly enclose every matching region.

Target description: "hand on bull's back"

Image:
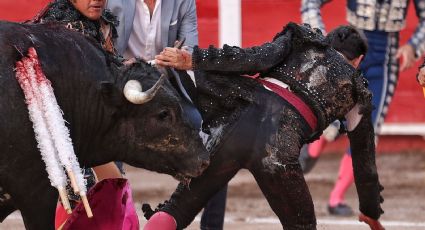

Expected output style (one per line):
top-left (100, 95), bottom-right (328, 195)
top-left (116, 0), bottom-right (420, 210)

top-left (155, 48), bottom-right (192, 70)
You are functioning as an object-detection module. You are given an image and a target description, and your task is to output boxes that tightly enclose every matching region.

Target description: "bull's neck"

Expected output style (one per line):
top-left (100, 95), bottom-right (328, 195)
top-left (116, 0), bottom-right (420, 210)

top-left (50, 74), bottom-right (122, 167)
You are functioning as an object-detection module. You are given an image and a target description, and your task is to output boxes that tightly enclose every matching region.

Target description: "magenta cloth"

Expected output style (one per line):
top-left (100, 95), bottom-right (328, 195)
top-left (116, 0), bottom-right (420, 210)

top-left (62, 178), bottom-right (139, 230)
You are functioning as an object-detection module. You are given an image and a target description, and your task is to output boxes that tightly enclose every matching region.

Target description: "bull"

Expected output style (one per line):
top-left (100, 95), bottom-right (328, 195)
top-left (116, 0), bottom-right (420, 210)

top-left (0, 21), bottom-right (208, 229)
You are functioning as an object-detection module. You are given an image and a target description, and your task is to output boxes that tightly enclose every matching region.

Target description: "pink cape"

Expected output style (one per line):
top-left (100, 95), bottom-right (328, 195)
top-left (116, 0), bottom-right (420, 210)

top-left (58, 178), bottom-right (139, 230)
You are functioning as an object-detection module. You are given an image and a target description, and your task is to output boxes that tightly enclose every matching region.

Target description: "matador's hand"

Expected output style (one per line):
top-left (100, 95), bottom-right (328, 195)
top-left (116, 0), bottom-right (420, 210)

top-left (359, 213), bottom-right (385, 230)
top-left (155, 47), bottom-right (192, 70)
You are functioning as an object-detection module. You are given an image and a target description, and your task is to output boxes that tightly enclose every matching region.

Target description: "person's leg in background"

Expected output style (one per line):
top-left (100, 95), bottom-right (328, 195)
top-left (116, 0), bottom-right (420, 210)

top-left (299, 120), bottom-right (340, 173)
top-left (200, 186), bottom-right (228, 230)
top-left (327, 31), bottom-right (399, 216)
top-left (327, 152), bottom-right (354, 216)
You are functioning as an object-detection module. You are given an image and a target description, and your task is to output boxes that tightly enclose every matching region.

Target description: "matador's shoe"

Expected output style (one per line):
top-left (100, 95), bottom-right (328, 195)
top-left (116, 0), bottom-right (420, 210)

top-left (327, 203), bottom-right (354, 216)
top-left (299, 145), bottom-right (318, 174)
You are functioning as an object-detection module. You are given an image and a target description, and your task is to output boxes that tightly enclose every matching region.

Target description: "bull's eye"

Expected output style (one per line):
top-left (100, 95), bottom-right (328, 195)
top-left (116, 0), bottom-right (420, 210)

top-left (157, 110), bottom-right (169, 120)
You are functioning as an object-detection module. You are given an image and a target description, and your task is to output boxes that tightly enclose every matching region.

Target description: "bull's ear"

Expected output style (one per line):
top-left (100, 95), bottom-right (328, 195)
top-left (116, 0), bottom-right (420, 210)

top-left (99, 81), bottom-right (124, 107)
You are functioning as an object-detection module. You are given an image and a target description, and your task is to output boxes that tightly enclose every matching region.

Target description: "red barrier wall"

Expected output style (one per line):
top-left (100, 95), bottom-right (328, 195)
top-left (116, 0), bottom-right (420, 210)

top-left (0, 0), bottom-right (50, 21)
top-left (2, 0), bottom-right (424, 153)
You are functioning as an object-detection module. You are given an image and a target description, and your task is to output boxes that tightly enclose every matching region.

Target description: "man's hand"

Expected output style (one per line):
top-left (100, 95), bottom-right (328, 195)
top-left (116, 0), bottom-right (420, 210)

top-left (155, 48), bottom-right (193, 70)
top-left (359, 213), bottom-right (385, 230)
top-left (396, 44), bottom-right (416, 71)
top-left (417, 66), bottom-right (425, 87)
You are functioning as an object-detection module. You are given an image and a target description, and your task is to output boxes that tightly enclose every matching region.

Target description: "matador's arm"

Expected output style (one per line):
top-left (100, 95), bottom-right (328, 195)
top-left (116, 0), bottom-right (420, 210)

top-left (191, 31), bottom-right (292, 75)
top-left (345, 105), bottom-right (384, 221)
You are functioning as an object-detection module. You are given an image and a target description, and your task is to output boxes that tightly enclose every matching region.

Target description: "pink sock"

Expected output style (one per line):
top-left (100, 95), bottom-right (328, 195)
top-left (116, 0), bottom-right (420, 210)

top-left (329, 154), bottom-right (354, 206)
top-left (144, 212), bottom-right (177, 230)
top-left (308, 136), bottom-right (327, 158)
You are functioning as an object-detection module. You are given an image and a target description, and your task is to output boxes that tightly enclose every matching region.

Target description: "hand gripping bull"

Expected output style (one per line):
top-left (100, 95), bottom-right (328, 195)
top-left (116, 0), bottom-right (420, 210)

top-left (144, 23), bottom-right (384, 230)
top-left (0, 21), bottom-right (208, 229)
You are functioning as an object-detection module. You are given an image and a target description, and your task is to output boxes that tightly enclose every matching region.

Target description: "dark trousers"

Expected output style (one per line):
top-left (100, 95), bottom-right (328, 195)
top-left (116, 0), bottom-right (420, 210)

top-left (200, 185), bottom-right (228, 230)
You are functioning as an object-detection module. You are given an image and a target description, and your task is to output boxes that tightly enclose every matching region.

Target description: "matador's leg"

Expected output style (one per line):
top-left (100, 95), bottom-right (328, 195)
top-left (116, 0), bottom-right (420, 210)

top-left (156, 146), bottom-right (242, 229)
top-left (249, 159), bottom-right (316, 230)
top-left (246, 105), bottom-right (317, 230)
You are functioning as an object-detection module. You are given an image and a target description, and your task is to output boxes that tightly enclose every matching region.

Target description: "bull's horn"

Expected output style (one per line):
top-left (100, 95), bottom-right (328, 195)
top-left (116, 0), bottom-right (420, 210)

top-left (124, 74), bottom-right (165, 104)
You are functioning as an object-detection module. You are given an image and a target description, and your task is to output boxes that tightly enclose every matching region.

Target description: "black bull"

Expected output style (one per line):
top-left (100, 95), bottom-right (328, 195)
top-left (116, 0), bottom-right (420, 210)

top-left (0, 21), bottom-right (208, 229)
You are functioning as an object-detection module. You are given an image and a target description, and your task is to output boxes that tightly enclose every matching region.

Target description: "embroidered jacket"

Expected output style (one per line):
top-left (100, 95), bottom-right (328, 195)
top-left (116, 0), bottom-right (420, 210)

top-left (301, 0), bottom-right (425, 56)
top-left (191, 23), bottom-right (384, 219)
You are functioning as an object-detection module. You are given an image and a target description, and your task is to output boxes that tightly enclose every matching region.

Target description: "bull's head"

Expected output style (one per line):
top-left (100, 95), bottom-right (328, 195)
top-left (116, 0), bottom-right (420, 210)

top-left (100, 61), bottom-right (209, 182)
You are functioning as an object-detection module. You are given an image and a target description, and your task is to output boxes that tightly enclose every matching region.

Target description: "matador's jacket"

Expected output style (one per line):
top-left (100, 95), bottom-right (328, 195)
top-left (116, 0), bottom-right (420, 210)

top-left (146, 23), bottom-right (384, 229)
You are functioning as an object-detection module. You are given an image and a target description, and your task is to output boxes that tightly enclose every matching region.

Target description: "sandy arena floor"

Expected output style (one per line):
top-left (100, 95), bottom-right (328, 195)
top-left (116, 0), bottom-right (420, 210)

top-left (1, 152), bottom-right (425, 229)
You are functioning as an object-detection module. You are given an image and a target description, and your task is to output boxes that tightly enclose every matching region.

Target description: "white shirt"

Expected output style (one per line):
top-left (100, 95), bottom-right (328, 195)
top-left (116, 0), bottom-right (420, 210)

top-left (123, 0), bottom-right (162, 61)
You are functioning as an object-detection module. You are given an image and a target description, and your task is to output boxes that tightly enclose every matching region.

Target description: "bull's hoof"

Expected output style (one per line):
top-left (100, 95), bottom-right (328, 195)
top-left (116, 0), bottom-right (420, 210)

top-left (327, 203), bottom-right (354, 216)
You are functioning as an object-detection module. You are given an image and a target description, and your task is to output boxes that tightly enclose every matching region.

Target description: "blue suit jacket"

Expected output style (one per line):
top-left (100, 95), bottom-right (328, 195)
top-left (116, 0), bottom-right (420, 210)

top-left (107, 0), bottom-right (199, 55)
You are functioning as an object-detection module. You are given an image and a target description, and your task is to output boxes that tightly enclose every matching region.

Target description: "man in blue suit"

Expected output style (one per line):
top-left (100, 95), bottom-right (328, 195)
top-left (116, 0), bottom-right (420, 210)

top-left (107, 0), bottom-right (198, 60)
